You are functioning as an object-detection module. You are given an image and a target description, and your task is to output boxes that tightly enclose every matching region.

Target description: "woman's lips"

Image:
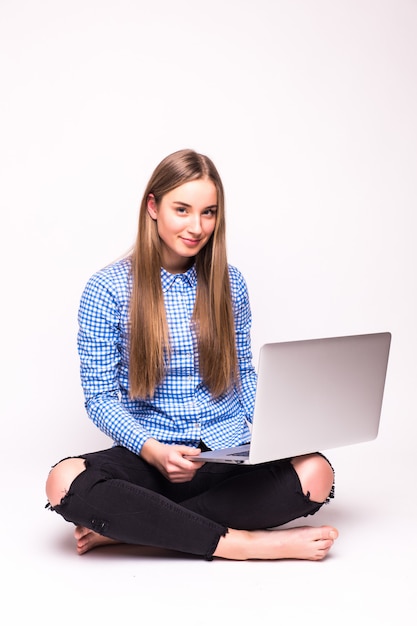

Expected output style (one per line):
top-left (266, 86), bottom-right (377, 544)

top-left (181, 237), bottom-right (202, 247)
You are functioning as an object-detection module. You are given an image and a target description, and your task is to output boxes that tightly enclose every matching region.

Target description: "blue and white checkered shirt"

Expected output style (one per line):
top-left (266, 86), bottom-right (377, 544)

top-left (78, 257), bottom-right (257, 455)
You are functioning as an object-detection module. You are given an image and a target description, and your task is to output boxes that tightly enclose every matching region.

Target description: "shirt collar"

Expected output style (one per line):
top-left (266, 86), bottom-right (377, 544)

top-left (160, 264), bottom-right (197, 293)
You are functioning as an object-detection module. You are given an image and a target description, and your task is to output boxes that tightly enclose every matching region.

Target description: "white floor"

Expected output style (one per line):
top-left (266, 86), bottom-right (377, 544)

top-left (4, 436), bottom-right (415, 626)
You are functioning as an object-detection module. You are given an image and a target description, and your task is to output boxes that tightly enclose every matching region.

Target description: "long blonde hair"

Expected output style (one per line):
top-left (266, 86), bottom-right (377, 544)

top-left (129, 149), bottom-right (238, 399)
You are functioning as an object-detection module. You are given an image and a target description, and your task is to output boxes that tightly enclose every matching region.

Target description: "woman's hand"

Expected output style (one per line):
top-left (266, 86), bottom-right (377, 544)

top-left (140, 438), bottom-right (205, 483)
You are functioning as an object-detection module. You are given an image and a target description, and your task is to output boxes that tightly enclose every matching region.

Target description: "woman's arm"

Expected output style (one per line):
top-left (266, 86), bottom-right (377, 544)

top-left (229, 265), bottom-right (258, 422)
top-left (77, 265), bottom-right (151, 455)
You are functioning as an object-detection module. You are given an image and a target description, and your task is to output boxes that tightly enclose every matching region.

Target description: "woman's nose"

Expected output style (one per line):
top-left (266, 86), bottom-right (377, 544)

top-left (187, 214), bottom-right (202, 234)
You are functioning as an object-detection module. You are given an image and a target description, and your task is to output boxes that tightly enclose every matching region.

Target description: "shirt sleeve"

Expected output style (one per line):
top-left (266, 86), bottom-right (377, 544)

top-left (229, 266), bottom-right (258, 423)
top-left (77, 268), bottom-right (151, 455)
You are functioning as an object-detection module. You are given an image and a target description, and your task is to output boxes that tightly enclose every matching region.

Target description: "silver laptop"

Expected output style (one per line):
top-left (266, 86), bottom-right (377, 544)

top-left (186, 332), bottom-right (391, 465)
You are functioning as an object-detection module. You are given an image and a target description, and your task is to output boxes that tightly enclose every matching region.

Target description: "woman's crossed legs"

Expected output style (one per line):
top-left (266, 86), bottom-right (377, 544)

top-left (46, 446), bottom-right (337, 561)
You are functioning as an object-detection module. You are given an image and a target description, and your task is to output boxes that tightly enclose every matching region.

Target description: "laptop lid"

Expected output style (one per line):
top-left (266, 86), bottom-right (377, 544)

top-left (247, 332), bottom-right (391, 464)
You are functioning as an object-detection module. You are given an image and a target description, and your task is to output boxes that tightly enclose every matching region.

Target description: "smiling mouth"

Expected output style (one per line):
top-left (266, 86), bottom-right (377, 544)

top-left (181, 237), bottom-right (202, 246)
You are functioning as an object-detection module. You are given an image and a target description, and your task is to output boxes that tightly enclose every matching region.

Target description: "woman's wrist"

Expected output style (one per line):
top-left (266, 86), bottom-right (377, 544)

top-left (140, 437), bottom-right (164, 465)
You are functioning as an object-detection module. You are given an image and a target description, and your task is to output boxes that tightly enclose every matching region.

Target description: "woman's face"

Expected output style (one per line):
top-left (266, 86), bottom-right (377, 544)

top-left (147, 178), bottom-right (218, 273)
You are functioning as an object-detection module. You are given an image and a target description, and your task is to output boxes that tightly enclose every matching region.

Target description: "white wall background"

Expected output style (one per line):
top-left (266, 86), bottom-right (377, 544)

top-left (1, 0), bottom-right (416, 469)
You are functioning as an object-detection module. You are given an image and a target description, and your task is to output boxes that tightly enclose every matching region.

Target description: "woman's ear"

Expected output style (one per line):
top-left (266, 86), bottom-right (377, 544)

top-left (147, 194), bottom-right (158, 220)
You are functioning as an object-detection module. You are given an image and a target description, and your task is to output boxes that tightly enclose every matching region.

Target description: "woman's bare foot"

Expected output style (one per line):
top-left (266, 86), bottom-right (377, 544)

top-left (214, 525), bottom-right (339, 561)
top-left (74, 525), bottom-right (122, 555)
top-left (73, 524), bottom-right (338, 560)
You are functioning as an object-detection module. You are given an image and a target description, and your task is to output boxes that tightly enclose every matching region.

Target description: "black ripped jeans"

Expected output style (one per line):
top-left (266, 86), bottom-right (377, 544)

top-left (48, 446), bottom-right (334, 560)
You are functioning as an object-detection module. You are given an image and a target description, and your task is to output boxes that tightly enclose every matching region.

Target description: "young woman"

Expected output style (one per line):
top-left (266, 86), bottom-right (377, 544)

top-left (46, 149), bottom-right (338, 561)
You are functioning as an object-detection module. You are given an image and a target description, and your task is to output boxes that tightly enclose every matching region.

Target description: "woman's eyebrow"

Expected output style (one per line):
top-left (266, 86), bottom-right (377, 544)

top-left (172, 201), bottom-right (218, 209)
top-left (172, 201), bottom-right (192, 207)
